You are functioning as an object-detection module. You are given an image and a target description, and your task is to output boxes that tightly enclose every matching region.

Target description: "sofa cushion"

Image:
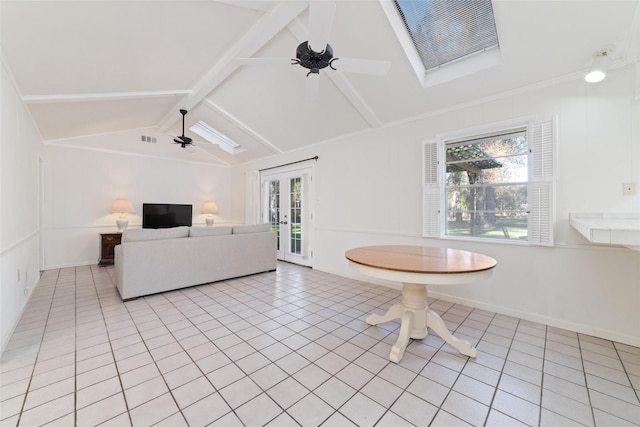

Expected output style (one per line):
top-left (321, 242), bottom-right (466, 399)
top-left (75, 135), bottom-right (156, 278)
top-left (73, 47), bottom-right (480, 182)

top-left (122, 226), bottom-right (190, 243)
top-left (233, 223), bottom-right (271, 234)
top-left (189, 226), bottom-right (232, 237)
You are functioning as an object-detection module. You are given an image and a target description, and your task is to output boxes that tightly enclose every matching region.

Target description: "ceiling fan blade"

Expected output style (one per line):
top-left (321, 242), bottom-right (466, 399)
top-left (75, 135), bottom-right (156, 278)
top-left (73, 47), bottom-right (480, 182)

top-left (308, 0), bottom-right (336, 53)
top-left (333, 57), bottom-right (392, 76)
top-left (305, 73), bottom-right (321, 99)
top-left (235, 57), bottom-right (292, 66)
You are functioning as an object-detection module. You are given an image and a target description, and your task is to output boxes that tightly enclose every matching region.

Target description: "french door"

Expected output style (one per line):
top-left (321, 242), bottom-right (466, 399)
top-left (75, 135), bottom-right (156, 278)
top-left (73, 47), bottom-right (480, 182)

top-left (262, 167), bottom-right (313, 267)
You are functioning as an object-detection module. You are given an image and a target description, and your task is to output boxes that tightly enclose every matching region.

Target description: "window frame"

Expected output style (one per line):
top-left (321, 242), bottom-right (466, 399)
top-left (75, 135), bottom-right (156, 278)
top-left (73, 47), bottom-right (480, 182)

top-left (380, 0), bottom-right (502, 88)
top-left (393, 0), bottom-right (500, 71)
top-left (422, 117), bottom-right (556, 246)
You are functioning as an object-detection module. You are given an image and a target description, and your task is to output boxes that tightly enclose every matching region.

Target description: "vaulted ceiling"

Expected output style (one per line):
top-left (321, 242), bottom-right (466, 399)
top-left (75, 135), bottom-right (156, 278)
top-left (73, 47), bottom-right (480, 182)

top-left (2, 0), bottom-right (639, 166)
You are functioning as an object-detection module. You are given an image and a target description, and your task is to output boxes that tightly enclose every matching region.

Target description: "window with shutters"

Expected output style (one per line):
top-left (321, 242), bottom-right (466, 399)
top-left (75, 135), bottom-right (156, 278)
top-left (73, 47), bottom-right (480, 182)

top-left (423, 118), bottom-right (555, 246)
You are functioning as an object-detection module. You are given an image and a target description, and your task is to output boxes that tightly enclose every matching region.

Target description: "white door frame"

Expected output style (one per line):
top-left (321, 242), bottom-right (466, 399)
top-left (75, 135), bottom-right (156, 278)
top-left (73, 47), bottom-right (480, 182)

top-left (261, 165), bottom-right (314, 267)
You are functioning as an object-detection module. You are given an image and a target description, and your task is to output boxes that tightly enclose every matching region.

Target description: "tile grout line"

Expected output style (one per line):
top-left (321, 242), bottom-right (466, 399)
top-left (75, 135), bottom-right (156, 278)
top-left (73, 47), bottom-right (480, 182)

top-left (4, 263), bottom-right (640, 427)
top-left (482, 316), bottom-right (522, 427)
top-left (206, 273), bottom-right (410, 425)
top-left (74, 267), bottom-right (78, 427)
top-left (612, 342), bottom-right (640, 406)
top-left (183, 273), bottom-right (393, 426)
top-left (115, 285), bottom-right (192, 425)
top-left (538, 323), bottom-right (548, 427)
top-left (88, 264), bottom-right (136, 427)
top-left (457, 308), bottom-right (504, 427)
top-left (578, 334), bottom-right (598, 427)
top-left (13, 268), bottom-right (60, 427)
top-left (426, 306), bottom-right (475, 426)
top-left (174, 275), bottom-right (307, 423)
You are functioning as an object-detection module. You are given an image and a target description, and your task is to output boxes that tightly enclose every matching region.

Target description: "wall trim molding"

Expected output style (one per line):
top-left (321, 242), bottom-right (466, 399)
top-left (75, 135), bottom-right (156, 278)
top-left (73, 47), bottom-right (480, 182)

top-left (43, 220), bottom-right (220, 232)
top-left (44, 141), bottom-right (230, 168)
top-left (314, 226), bottom-right (633, 252)
top-left (0, 230), bottom-right (39, 256)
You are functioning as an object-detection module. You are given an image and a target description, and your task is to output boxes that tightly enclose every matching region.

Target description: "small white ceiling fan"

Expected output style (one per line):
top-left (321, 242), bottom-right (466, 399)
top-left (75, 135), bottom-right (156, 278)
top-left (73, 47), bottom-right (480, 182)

top-left (239, 0), bottom-right (391, 98)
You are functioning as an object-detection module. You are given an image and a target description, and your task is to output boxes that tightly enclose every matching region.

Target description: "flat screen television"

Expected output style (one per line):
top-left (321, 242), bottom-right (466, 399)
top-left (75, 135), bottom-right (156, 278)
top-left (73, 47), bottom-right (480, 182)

top-left (142, 203), bottom-right (192, 229)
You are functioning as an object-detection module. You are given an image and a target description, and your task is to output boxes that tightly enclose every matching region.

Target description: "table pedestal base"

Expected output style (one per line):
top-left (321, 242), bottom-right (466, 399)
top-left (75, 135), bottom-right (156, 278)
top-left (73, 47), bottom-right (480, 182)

top-left (366, 283), bottom-right (477, 363)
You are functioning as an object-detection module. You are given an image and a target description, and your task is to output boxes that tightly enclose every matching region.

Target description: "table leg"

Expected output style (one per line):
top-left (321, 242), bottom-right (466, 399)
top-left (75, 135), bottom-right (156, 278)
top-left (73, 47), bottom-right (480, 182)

top-left (390, 311), bottom-right (414, 362)
top-left (366, 304), bottom-right (405, 325)
top-left (369, 283), bottom-right (432, 363)
top-left (426, 308), bottom-right (477, 358)
top-left (366, 282), bottom-right (477, 362)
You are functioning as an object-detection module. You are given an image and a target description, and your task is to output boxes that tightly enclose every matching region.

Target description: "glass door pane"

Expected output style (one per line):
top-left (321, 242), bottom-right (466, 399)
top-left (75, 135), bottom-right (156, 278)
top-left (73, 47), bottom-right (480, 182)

top-left (289, 177), bottom-right (302, 255)
top-left (267, 180), bottom-right (280, 251)
top-left (261, 167), bottom-right (313, 267)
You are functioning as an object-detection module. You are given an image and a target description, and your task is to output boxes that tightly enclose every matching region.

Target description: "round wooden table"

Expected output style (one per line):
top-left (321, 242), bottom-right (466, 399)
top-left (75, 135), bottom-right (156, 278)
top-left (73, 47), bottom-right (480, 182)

top-left (345, 245), bottom-right (497, 363)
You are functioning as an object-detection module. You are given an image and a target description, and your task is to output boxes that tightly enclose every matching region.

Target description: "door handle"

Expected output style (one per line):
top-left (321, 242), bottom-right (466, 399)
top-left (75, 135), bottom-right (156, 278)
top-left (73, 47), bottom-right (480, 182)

top-left (280, 221), bottom-right (288, 224)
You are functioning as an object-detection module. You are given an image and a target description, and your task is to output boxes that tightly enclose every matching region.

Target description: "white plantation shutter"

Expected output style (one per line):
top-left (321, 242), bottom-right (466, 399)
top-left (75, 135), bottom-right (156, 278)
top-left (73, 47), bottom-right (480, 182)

top-left (528, 118), bottom-right (556, 246)
top-left (422, 140), bottom-right (440, 237)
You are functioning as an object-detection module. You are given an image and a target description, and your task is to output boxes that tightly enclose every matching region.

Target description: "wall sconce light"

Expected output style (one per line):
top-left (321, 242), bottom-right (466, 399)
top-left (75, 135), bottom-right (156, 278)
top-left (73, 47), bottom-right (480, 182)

top-left (110, 199), bottom-right (135, 232)
top-left (201, 201), bottom-right (219, 227)
top-left (585, 46), bottom-right (613, 83)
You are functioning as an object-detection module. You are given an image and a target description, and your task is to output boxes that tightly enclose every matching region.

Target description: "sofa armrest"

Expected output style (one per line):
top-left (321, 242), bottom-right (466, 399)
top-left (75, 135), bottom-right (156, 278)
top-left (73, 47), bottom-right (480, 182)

top-left (114, 244), bottom-right (124, 298)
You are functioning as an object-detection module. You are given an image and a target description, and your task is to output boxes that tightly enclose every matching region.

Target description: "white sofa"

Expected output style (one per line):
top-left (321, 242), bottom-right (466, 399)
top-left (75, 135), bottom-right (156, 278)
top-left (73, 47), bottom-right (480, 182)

top-left (114, 224), bottom-right (277, 300)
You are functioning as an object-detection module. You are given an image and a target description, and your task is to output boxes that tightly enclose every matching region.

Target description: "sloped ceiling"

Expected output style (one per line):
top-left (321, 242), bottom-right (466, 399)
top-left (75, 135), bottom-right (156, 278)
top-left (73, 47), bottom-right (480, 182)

top-left (2, 0), bottom-right (639, 166)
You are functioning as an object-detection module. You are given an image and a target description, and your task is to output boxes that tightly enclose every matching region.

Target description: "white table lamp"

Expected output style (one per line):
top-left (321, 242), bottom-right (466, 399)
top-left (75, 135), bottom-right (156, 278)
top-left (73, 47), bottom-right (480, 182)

top-left (110, 199), bottom-right (135, 232)
top-left (202, 201), bottom-right (218, 227)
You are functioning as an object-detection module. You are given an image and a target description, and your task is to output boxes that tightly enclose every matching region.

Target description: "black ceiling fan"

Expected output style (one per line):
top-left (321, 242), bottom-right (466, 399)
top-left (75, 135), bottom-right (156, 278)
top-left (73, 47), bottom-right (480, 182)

top-left (239, 0), bottom-right (391, 98)
top-left (173, 109), bottom-right (193, 148)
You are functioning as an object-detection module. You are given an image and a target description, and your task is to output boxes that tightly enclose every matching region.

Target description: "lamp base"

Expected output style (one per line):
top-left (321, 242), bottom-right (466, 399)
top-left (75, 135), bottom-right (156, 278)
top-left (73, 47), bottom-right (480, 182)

top-left (116, 218), bottom-right (129, 232)
top-left (205, 217), bottom-right (214, 227)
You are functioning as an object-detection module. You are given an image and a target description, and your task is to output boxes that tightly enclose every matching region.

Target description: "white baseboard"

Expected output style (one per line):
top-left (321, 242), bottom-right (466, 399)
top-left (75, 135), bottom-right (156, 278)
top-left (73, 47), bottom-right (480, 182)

top-left (318, 266), bottom-right (640, 348)
top-left (427, 290), bottom-right (640, 348)
top-left (1, 277), bottom-right (39, 356)
top-left (43, 260), bottom-right (100, 270)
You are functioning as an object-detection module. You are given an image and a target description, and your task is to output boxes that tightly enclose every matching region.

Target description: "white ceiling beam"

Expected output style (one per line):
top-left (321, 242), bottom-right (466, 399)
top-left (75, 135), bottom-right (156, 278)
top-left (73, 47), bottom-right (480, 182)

top-left (286, 18), bottom-right (384, 128)
top-left (158, 0), bottom-right (308, 132)
top-left (622, 1), bottom-right (640, 62)
top-left (22, 90), bottom-right (191, 104)
top-left (210, 0), bottom-right (274, 12)
top-left (202, 98), bottom-right (283, 154)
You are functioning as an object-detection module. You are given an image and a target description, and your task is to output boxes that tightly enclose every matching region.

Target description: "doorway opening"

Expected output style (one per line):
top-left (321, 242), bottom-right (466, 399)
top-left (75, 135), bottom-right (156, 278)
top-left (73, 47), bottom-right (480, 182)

top-left (262, 166), bottom-right (314, 267)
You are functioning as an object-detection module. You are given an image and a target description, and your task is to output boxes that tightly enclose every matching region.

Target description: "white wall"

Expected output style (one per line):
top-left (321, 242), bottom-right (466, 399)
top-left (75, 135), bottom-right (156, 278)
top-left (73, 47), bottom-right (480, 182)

top-left (1, 59), bottom-right (44, 351)
top-left (43, 136), bottom-right (231, 268)
top-left (231, 64), bottom-right (640, 346)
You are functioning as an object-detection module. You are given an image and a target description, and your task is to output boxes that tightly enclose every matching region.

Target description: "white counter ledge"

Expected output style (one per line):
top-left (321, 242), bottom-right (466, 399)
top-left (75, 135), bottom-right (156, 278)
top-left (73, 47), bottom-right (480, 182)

top-left (569, 213), bottom-right (640, 250)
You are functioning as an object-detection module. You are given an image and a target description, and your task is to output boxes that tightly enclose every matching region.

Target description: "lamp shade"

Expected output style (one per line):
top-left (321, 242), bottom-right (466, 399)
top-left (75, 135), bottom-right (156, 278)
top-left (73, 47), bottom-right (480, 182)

top-left (110, 199), bottom-right (135, 215)
top-left (201, 201), bottom-right (219, 215)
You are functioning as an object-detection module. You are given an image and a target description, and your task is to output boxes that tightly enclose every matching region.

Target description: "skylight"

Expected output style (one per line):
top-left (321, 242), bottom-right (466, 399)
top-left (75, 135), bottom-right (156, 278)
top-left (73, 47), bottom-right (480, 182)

top-left (381, 0), bottom-right (501, 87)
top-left (395, 0), bottom-right (499, 70)
top-left (189, 121), bottom-right (245, 155)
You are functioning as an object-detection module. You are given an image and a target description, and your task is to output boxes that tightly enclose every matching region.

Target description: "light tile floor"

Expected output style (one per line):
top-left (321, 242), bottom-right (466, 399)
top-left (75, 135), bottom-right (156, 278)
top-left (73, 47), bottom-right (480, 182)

top-left (1, 262), bottom-right (639, 427)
